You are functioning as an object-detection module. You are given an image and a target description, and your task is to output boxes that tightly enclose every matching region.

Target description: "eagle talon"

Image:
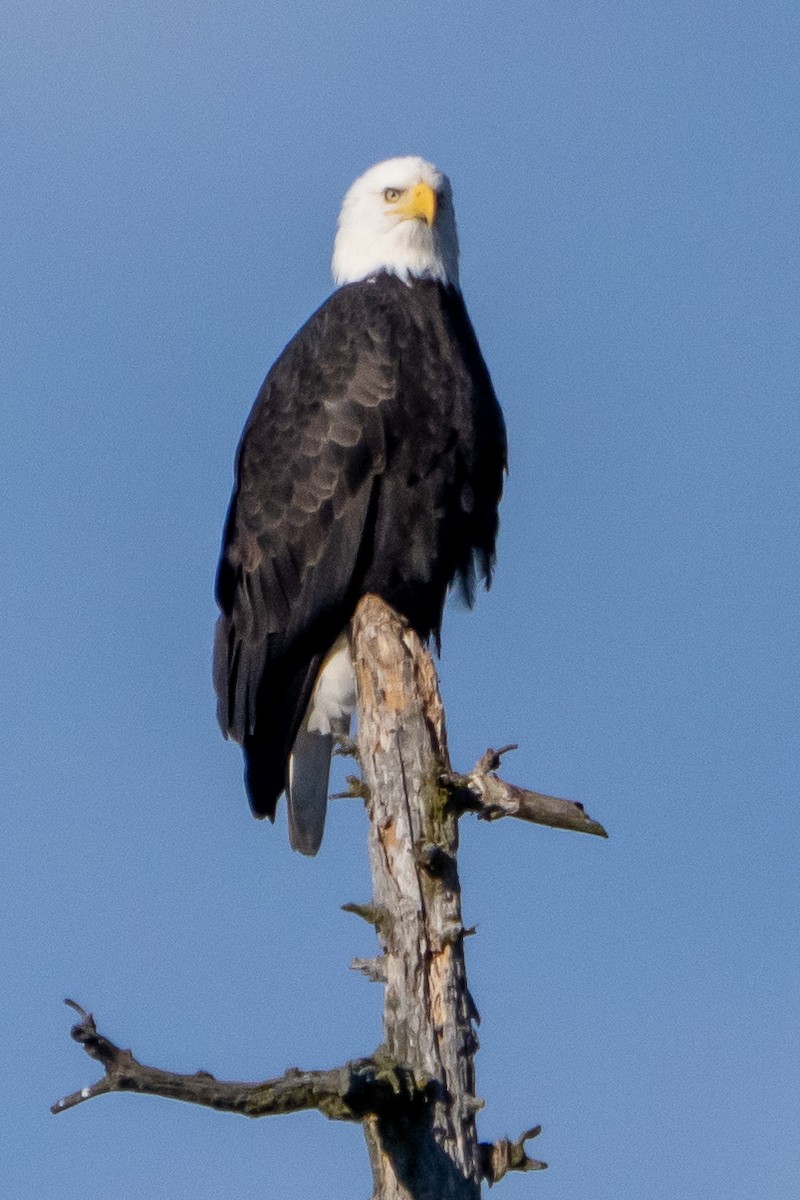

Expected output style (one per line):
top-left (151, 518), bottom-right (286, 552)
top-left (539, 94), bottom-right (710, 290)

top-left (333, 735), bottom-right (360, 759)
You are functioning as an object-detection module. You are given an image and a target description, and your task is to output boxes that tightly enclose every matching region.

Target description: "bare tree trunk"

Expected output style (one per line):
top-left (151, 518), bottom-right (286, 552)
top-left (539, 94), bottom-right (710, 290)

top-left (352, 596), bottom-right (480, 1199)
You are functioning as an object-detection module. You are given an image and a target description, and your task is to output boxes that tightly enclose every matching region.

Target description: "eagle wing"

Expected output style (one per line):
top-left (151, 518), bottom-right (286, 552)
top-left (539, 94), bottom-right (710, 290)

top-left (214, 292), bottom-right (394, 820)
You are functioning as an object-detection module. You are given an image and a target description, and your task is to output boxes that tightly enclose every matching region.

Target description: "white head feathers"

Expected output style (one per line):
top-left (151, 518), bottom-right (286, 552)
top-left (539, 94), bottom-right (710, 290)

top-left (332, 156), bottom-right (460, 289)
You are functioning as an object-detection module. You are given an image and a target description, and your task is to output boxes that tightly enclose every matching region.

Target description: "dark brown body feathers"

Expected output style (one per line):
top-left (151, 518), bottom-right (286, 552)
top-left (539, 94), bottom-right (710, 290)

top-left (214, 272), bottom-right (505, 822)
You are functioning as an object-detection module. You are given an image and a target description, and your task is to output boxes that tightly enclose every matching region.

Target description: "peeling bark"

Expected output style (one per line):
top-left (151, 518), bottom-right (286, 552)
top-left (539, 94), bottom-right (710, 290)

top-left (352, 596), bottom-right (482, 1199)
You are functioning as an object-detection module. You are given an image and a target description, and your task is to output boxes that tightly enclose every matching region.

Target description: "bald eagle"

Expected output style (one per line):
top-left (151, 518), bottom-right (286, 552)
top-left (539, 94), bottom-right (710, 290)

top-left (214, 156), bottom-right (506, 854)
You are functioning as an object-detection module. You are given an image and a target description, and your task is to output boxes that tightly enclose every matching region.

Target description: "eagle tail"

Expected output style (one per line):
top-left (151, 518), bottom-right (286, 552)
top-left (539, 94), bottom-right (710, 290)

top-left (236, 653), bottom-right (324, 823)
top-left (287, 726), bottom-right (334, 856)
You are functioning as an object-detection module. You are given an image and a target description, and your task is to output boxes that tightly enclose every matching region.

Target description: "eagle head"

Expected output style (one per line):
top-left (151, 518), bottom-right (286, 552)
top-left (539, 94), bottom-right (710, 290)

top-left (332, 156), bottom-right (460, 289)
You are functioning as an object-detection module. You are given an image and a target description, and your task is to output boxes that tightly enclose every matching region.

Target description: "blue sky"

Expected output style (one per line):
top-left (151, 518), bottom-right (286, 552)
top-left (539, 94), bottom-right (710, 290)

top-left (2, 2), bottom-right (799, 1197)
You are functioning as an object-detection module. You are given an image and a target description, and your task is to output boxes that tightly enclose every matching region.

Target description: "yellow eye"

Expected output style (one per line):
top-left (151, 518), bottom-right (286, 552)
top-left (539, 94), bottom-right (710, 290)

top-left (383, 187), bottom-right (402, 203)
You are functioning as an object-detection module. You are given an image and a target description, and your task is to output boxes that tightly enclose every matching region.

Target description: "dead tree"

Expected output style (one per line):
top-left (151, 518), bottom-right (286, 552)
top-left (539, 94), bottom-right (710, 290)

top-left (54, 595), bottom-right (607, 1198)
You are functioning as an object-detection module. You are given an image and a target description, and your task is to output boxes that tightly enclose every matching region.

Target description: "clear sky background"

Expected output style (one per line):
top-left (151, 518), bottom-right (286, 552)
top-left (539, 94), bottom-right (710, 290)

top-left (2, 2), bottom-right (798, 1197)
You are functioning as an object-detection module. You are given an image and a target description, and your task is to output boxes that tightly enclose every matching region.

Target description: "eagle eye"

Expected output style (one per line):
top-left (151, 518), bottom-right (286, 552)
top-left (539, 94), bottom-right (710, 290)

top-left (383, 188), bottom-right (402, 203)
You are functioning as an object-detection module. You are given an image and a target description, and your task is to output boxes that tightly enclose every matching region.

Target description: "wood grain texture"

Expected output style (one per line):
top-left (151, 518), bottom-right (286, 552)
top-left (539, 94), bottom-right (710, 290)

top-left (352, 595), bottom-right (481, 1199)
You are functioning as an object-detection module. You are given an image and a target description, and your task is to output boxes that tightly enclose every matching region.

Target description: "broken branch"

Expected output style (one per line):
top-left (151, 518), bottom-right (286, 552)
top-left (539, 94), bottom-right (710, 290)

top-left (480, 1125), bottom-right (547, 1184)
top-left (52, 1000), bottom-right (429, 1122)
top-left (446, 747), bottom-right (608, 838)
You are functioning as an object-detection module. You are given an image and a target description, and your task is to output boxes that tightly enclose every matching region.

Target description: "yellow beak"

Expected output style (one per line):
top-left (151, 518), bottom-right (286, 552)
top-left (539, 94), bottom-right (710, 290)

top-left (398, 181), bottom-right (437, 226)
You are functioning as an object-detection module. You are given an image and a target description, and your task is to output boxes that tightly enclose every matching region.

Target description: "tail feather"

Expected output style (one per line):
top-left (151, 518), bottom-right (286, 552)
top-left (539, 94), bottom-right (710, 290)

top-left (287, 726), bottom-right (334, 856)
top-left (287, 715), bottom-right (352, 855)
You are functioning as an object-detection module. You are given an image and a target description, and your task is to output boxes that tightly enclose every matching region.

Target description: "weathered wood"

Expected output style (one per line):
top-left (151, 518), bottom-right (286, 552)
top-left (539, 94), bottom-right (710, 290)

top-left (352, 595), bottom-right (481, 1200)
top-left (448, 747), bottom-right (608, 838)
top-left (480, 1126), bottom-right (547, 1184)
top-left (51, 1001), bottom-right (430, 1121)
top-left (54, 598), bottom-right (610, 1193)
top-left (54, 1001), bottom-right (546, 1187)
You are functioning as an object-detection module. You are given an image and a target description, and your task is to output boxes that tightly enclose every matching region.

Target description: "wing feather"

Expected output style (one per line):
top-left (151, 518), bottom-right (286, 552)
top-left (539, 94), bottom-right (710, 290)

top-left (214, 289), bottom-right (393, 817)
